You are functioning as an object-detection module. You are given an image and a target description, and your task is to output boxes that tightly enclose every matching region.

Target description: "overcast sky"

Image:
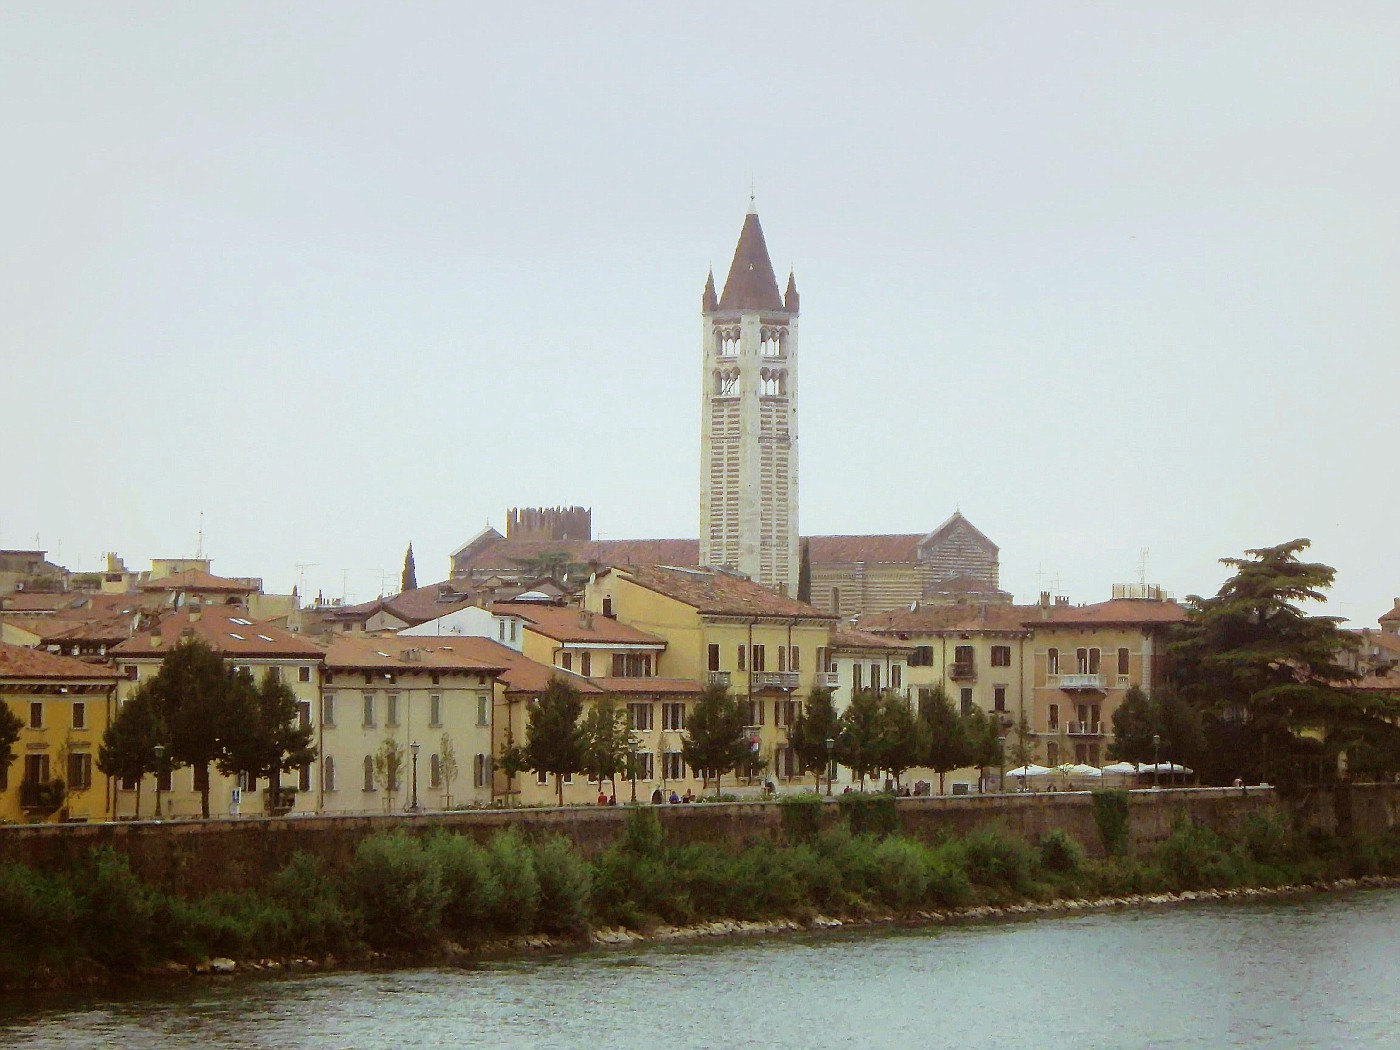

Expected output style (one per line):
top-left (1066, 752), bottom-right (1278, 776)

top-left (2, 3), bottom-right (1396, 623)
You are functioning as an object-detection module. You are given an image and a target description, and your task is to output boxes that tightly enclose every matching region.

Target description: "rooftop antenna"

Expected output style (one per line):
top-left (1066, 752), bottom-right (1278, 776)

top-left (341, 568), bottom-right (349, 604)
top-left (195, 511), bottom-right (205, 560)
top-left (1138, 547), bottom-right (1149, 588)
top-left (295, 562), bottom-right (320, 598)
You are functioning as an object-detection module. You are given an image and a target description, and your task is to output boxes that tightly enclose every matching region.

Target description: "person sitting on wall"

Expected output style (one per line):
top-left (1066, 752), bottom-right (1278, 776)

top-left (598, 790), bottom-right (608, 806)
top-left (683, 788), bottom-right (694, 803)
top-left (651, 787), bottom-right (664, 805)
top-left (669, 790), bottom-right (681, 804)
top-left (607, 793), bottom-right (617, 806)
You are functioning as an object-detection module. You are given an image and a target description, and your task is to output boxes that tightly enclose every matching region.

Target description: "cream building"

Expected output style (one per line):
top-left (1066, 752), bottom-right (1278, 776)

top-left (699, 203), bottom-right (800, 595)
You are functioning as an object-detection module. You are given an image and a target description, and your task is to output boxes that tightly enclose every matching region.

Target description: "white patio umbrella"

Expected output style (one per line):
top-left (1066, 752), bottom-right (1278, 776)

top-left (1057, 763), bottom-right (1103, 778)
top-left (1101, 761), bottom-right (1141, 775)
top-left (1137, 762), bottom-right (1193, 775)
top-left (1005, 764), bottom-right (1053, 778)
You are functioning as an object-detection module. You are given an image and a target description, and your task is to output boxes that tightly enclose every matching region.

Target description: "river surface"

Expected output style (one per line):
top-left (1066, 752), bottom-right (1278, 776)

top-left (4, 889), bottom-right (1398, 1049)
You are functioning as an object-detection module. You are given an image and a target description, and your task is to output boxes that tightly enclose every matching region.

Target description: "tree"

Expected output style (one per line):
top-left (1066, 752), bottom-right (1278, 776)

top-left (226, 670), bottom-right (317, 812)
top-left (438, 732), bottom-right (459, 806)
top-left (962, 707), bottom-right (1004, 793)
top-left (797, 540), bottom-right (812, 605)
top-left (497, 725), bottom-right (529, 806)
top-left (524, 676), bottom-right (585, 806)
top-left (789, 686), bottom-right (840, 790)
top-left (373, 736), bottom-right (405, 808)
top-left (580, 698), bottom-right (632, 797)
top-left (401, 543), bottom-right (418, 592)
top-left (879, 691), bottom-right (926, 790)
top-left (145, 638), bottom-right (249, 818)
top-left (919, 683), bottom-right (969, 794)
top-left (680, 682), bottom-right (750, 798)
top-left (1007, 712), bottom-right (1037, 770)
top-left (0, 697), bottom-right (24, 797)
top-left (1108, 685), bottom-right (1203, 770)
top-left (97, 682), bottom-right (164, 818)
top-left (1170, 539), bottom-right (1400, 812)
top-left (837, 688), bottom-right (887, 790)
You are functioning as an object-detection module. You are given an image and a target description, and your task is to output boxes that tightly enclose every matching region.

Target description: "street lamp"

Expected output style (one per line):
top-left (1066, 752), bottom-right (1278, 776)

top-left (409, 741), bottom-right (421, 813)
top-left (153, 744), bottom-right (166, 820)
top-left (825, 737), bottom-right (835, 797)
top-left (1152, 733), bottom-right (1161, 790)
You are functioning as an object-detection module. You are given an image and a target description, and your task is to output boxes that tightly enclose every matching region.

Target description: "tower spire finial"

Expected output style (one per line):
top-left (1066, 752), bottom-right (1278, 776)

top-left (748, 173), bottom-right (756, 214)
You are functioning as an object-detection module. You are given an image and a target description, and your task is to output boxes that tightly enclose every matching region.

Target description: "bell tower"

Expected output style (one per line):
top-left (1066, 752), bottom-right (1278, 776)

top-left (699, 202), bottom-right (800, 594)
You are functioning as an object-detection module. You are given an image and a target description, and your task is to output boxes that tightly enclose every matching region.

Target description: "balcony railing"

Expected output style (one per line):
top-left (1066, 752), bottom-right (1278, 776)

top-left (751, 671), bottom-right (800, 690)
top-left (1065, 721), bottom-right (1103, 736)
top-left (815, 671), bottom-right (840, 688)
top-left (706, 671), bottom-right (731, 687)
top-left (1058, 673), bottom-right (1105, 691)
top-left (948, 662), bottom-right (976, 681)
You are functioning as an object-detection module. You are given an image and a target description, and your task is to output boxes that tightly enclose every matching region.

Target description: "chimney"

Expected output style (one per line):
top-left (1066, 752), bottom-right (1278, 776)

top-left (188, 602), bottom-right (203, 622)
top-left (579, 610), bottom-right (594, 631)
top-left (1039, 591), bottom-right (1051, 608)
top-left (1054, 596), bottom-right (1070, 607)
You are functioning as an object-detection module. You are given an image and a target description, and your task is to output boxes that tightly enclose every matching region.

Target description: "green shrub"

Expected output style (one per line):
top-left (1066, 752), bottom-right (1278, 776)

top-left (79, 848), bottom-right (157, 967)
top-left (1092, 790), bottom-right (1131, 857)
top-left (266, 852), bottom-right (359, 955)
top-left (1156, 819), bottom-right (1242, 891)
top-left (868, 838), bottom-right (930, 911)
top-left (532, 836), bottom-right (592, 936)
top-left (1039, 830), bottom-right (1084, 875)
top-left (621, 806), bottom-right (665, 857)
top-left (924, 850), bottom-right (973, 909)
top-left (427, 833), bottom-right (502, 939)
top-left (350, 831), bottom-right (445, 949)
top-left (958, 828), bottom-right (1036, 897)
top-left (0, 862), bottom-right (81, 976)
top-left (486, 828), bottom-right (539, 934)
top-left (1241, 812), bottom-right (1295, 867)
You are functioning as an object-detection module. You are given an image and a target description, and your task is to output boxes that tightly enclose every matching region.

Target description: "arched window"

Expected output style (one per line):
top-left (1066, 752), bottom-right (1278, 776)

top-left (363, 755), bottom-right (374, 792)
top-left (324, 756), bottom-right (336, 792)
top-left (430, 753), bottom-right (441, 789)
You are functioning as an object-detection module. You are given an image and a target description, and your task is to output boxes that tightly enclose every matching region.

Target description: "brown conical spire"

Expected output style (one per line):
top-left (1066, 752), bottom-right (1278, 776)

top-left (702, 269), bottom-right (718, 313)
top-left (718, 210), bottom-right (784, 312)
top-left (784, 269), bottom-right (799, 313)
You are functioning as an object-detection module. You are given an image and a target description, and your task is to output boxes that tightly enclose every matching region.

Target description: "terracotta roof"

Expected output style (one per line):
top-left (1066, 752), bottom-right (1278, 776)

top-left (717, 210), bottom-right (784, 313)
top-left (804, 534), bottom-right (924, 564)
top-left (28, 614), bottom-right (139, 645)
top-left (860, 604), bottom-right (1037, 635)
top-left (829, 627), bottom-right (914, 653)
top-left (0, 642), bottom-right (118, 681)
top-left (111, 606), bottom-right (324, 660)
top-left (1380, 602), bottom-right (1400, 623)
top-left (590, 677), bottom-right (703, 695)
top-left (323, 634), bottom-right (508, 674)
top-left (491, 648), bottom-right (604, 697)
top-left (1350, 670), bottom-right (1400, 693)
top-left (492, 603), bottom-right (666, 646)
top-left (612, 565), bottom-right (835, 620)
top-left (1029, 599), bottom-right (1187, 627)
top-left (141, 570), bottom-right (258, 594)
top-left (0, 592), bottom-right (85, 613)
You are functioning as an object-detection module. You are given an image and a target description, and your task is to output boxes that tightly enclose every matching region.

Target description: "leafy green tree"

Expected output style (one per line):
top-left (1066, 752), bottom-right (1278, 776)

top-left (680, 682), bottom-right (749, 797)
top-left (0, 697), bottom-right (25, 797)
top-left (797, 540), bottom-right (812, 605)
top-left (837, 688), bottom-right (887, 790)
top-left (879, 690), bottom-right (926, 790)
top-left (497, 724), bottom-right (529, 805)
top-left (225, 670), bottom-right (318, 812)
top-left (524, 676), bottom-right (585, 805)
top-left (1170, 539), bottom-right (1400, 811)
top-left (963, 707), bottom-right (1005, 793)
top-left (401, 543), bottom-right (418, 592)
top-left (789, 686), bottom-right (840, 790)
top-left (919, 683), bottom-right (969, 793)
top-left (438, 732), bottom-right (459, 806)
top-left (580, 698), bottom-right (632, 797)
top-left (1108, 685), bottom-right (1203, 770)
top-left (96, 683), bottom-right (164, 818)
top-left (373, 736), bottom-right (405, 807)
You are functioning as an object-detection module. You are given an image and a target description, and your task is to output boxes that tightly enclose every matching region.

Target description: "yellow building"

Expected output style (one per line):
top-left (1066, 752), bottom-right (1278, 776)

top-left (0, 642), bottom-right (118, 823)
top-left (584, 565), bottom-right (837, 790)
top-left (109, 604), bottom-right (326, 818)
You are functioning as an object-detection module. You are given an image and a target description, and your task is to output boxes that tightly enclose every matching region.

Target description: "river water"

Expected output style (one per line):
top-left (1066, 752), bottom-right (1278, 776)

top-left (4, 889), bottom-right (1398, 1049)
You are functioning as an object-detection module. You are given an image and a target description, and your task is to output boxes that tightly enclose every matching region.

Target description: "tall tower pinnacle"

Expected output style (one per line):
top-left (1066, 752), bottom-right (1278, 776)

top-left (699, 207), bottom-right (800, 595)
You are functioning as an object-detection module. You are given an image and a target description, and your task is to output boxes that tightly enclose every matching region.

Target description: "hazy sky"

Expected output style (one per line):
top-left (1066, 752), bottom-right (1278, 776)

top-left (3, 3), bottom-right (1396, 623)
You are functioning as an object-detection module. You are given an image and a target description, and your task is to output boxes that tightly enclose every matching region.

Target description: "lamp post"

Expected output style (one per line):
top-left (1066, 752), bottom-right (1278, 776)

top-left (825, 737), bottom-right (835, 797)
top-left (1152, 733), bottom-right (1161, 790)
top-left (409, 741), bottom-right (421, 813)
top-left (153, 744), bottom-right (165, 820)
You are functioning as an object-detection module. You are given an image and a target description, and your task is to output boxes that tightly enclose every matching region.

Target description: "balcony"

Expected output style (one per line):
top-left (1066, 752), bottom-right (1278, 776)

top-left (815, 671), bottom-right (840, 688)
top-left (706, 671), bottom-right (731, 687)
top-left (948, 662), bottom-right (976, 681)
top-left (20, 779), bottom-right (66, 815)
top-left (1058, 673), bottom-right (1105, 691)
top-left (751, 671), bottom-right (799, 691)
top-left (1065, 721), bottom-right (1103, 736)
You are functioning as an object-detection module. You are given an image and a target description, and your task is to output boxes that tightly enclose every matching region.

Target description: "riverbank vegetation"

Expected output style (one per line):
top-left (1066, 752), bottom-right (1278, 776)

top-left (6, 801), bottom-right (1400, 989)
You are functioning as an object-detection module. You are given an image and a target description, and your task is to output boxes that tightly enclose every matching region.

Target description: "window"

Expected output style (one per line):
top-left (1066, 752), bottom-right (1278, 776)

top-left (994, 686), bottom-right (1007, 712)
top-left (853, 664), bottom-right (863, 691)
top-left (707, 644), bottom-right (720, 671)
top-left (430, 694), bottom-right (442, 727)
top-left (960, 688), bottom-right (973, 716)
top-left (1117, 647), bottom-right (1130, 676)
top-left (537, 768), bottom-right (548, 785)
top-left (477, 694), bottom-right (490, 726)
top-left (157, 766), bottom-right (172, 793)
top-left (299, 666), bottom-right (312, 683)
top-left (746, 699), bottom-right (765, 726)
top-left (430, 754), bottom-right (441, 789)
top-left (633, 752), bottom-right (654, 780)
top-left (581, 652), bottom-right (592, 677)
top-left (363, 756), bottom-right (375, 791)
top-left (1047, 742), bottom-right (1059, 766)
top-left (954, 645), bottom-right (974, 670)
top-left (28, 702), bottom-right (42, 730)
top-left (751, 645), bottom-right (766, 672)
top-left (323, 694), bottom-right (336, 726)
top-left (561, 652), bottom-right (572, 671)
top-left (24, 754), bottom-right (49, 784)
top-left (662, 752), bottom-right (685, 781)
top-left (737, 645), bottom-right (746, 671)
top-left (1047, 648), bottom-right (1059, 675)
top-left (192, 765), bottom-right (209, 793)
top-left (816, 646), bottom-right (829, 672)
top-left (499, 620), bottom-right (506, 641)
top-left (1048, 703), bottom-right (1060, 731)
top-left (239, 770), bottom-right (257, 792)
top-left (1090, 648), bottom-right (1101, 674)
top-left (1076, 648), bottom-right (1101, 674)
top-left (611, 653), bottom-right (654, 677)
top-left (662, 702), bottom-right (686, 731)
top-left (602, 597), bottom-right (614, 617)
top-left (790, 646), bottom-right (800, 672)
top-left (386, 693), bottom-right (400, 727)
top-left (778, 646), bottom-right (786, 672)
top-left (775, 699), bottom-right (800, 727)
top-left (362, 693), bottom-right (375, 727)
top-left (910, 646), bottom-right (933, 667)
top-left (775, 746), bottom-right (796, 779)
top-left (71, 702), bottom-right (86, 730)
top-left (298, 701), bottom-right (312, 730)
top-left (67, 753), bottom-right (92, 790)
top-left (991, 645), bottom-right (1011, 667)
top-left (299, 763), bottom-right (311, 792)
top-left (474, 753), bottom-right (491, 788)
top-left (509, 620), bottom-right (517, 642)
top-left (870, 664), bottom-right (881, 692)
top-left (324, 757), bottom-right (336, 792)
top-left (917, 687), bottom-right (933, 705)
top-left (628, 703), bottom-right (654, 731)
top-left (266, 666), bottom-right (282, 684)
top-left (891, 664), bottom-right (902, 689)
top-left (123, 665), bottom-right (138, 680)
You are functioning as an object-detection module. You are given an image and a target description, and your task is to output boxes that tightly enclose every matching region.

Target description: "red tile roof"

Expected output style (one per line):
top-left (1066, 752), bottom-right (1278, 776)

top-left (612, 565), bottom-right (835, 620)
top-left (322, 634), bottom-right (509, 674)
top-left (717, 210), bottom-right (784, 312)
top-left (490, 648), bottom-right (604, 697)
top-left (141, 570), bottom-right (258, 594)
top-left (1029, 599), bottom-right (1187, 627)
top-left (1380, 602), bottom-right (1400, 623)
top-left (829, 627), bottom-right (914, 652)
top-left (111, 606), bottom-right (324, 660)
top-left (0, 642), bottom-right (118, 681)
top-left (860, 604), bottom-right (1037, 635)
top-left (805, 534), bottom-right (924, 564)
top-left (492, 603), bottom-right (666, 646)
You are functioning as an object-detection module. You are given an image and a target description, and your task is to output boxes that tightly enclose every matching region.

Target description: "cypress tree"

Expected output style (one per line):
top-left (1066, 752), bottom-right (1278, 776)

top-left (797, 540), bottom-right (812, 604)
top-left (401, 543), bottom-right (418, 592)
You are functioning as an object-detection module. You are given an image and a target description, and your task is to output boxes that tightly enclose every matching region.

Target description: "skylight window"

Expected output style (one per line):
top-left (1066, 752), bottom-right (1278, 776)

top-left (257, 634), bottom-right (273, 642)
top-left (375, 651), bottom-right (389, 658)
top-left (229, 633), bottom-right (246, 641)
top-left (230, 617), bottom-right (253, 626)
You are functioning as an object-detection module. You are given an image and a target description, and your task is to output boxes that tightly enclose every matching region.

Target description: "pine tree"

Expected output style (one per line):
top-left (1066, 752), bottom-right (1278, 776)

top-left (401, 543), bottom-right (418, 592)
